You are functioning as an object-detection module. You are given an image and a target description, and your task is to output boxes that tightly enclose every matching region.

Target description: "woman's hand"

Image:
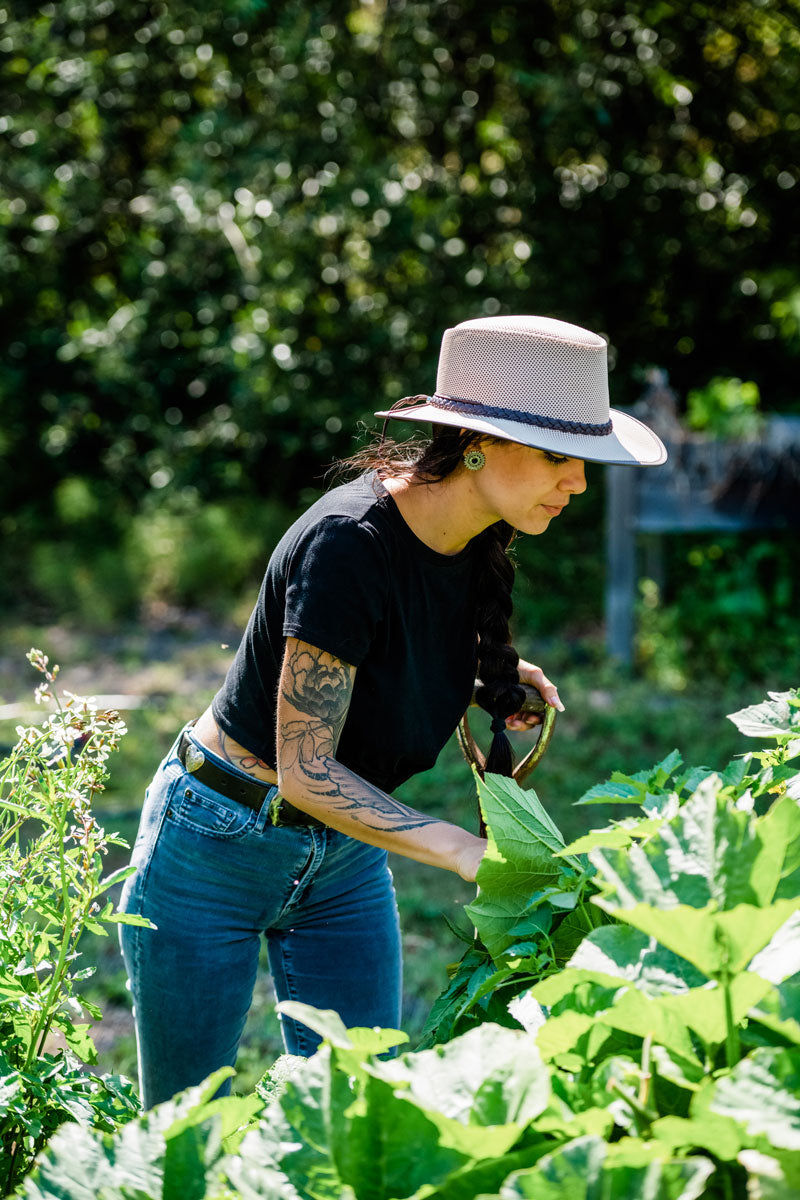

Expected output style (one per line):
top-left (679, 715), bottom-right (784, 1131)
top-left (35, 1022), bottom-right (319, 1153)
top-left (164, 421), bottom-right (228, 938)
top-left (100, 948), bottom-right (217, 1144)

top-left (505, 659), bottom-right (564, 732)
top-left (454, 834), bottom-right (487, 882)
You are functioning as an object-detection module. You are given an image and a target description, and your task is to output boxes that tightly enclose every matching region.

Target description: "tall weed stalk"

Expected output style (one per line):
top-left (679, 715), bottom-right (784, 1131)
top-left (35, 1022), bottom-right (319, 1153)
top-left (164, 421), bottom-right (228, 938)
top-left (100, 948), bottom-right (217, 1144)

top-left (0, 651), bottom-right (146, 1194)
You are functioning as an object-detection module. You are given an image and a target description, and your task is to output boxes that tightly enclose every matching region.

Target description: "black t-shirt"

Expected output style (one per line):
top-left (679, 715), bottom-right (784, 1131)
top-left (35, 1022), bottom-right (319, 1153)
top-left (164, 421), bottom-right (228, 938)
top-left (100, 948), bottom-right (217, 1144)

top-left (211, 473), bottom-right (484, 793)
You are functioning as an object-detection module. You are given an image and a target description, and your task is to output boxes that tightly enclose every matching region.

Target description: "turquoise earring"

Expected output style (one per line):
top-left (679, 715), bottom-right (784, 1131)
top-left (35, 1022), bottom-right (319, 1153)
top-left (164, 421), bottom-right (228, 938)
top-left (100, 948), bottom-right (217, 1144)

top-left (463, 448), bottom-right (486, 471)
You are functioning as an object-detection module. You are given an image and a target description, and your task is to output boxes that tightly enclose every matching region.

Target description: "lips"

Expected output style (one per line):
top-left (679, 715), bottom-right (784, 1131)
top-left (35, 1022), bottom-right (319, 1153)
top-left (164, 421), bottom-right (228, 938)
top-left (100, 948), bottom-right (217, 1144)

top-left (541, 504), bottom-right (564, 516)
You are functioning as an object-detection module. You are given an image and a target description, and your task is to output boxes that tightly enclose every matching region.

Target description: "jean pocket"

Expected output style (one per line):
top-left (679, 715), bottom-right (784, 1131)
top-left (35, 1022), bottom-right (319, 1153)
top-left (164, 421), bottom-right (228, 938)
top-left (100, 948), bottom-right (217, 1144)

top-left (166, 776), bottom-right (256, 840)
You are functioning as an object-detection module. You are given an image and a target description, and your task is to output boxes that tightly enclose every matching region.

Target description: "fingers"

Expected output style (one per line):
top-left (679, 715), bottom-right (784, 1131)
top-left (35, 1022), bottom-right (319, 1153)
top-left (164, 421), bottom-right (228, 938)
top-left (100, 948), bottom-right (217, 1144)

top-left (516, 659), bottom-right (565, 713)
top-left (504, 712), bottom-right (542, 732)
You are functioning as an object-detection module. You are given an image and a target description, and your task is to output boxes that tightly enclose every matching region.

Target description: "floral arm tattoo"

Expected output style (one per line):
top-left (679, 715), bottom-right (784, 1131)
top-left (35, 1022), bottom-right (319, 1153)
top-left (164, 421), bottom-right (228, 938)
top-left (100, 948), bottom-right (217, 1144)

top-left (278, 640), bottom-right (435, 833)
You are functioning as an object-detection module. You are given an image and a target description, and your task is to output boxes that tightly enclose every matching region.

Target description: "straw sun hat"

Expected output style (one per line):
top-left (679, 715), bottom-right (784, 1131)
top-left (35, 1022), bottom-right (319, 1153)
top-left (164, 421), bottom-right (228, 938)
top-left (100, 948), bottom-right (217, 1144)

top-left (375, 315), bottom-right (667, 466)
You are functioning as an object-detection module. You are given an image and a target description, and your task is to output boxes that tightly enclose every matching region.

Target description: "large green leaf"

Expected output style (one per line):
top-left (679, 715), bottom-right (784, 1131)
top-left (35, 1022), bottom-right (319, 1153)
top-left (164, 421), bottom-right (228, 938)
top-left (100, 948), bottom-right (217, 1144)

top-left (372, 1024), bottom-right (550, 1131)
top-left (576, 751), bottom-right (683, 807)
top-left (21, 1068), bottom-right (236, 1200)
top-left (568, 926), bottom-right (706, 995)
top-left (20, 1122), bottom-right (167, 1200)
top-left (264, 1048), bottom-right (343, 1200)
top-left (337, 1070), bottom-right (473, 1198)
top-left (657, 973), bottom-right (773, 1049)
top-left (649, 1112), bottom-right (743, 1162)
top-left (466, 877), bottom-right (555, 961)
top-left (529, 972), bottom-right (626, 1064)
top-left (559, 823), bottom-right (664, 857)
top-left (276, 1000), bottom-right (408, 1056)
top-left (750, 973), bottom-right (800, 1047)
top-left (532, 962), bottom-right (772, 1062)
top-left (738, 1151), bottom-right (798, 1200)
top-left (596, 988), bottom-right (699, 1063)
top-left (411, 1146), bottom-right (548, 1200)
top-left (534, 1009), bottom-right (602, 1062)
top-left (224, 1124), bottom-right (317, 1200)
top-left (761, 796), bottom-right (800, 902)
top-left (475, 774), bottom-right (575, 861)
top-left (592, 898), bottom-right (800, 979)
top-left (589, 774), bottom-right (785, 912)
top-left (465, 773), bottom-right (585, 959)
top-left (749, 911), bottom-right (800, 984)
top-left (490, 1134), bottom-right (714, 1199)
top-left (727, 691), bottom-right (800, 740)
top-left (711, 1047), bottom-right (800, 1151)
top-left (533, 968), bottom-right (700, 1063)
top-left (253, 1022), bottom-right (555, 1200)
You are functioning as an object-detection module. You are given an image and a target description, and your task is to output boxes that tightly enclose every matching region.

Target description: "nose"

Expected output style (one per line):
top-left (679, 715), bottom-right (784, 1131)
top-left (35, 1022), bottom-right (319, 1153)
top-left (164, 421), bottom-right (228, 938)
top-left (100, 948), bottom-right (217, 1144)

top-left (558, 459), bottom-right (587, 495)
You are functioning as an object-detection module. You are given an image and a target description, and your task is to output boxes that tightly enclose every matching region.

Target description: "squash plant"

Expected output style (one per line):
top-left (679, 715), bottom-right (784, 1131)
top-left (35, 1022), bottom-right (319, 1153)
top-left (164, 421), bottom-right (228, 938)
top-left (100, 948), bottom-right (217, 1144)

top-left (16, 689), bottom-right (800, 1199)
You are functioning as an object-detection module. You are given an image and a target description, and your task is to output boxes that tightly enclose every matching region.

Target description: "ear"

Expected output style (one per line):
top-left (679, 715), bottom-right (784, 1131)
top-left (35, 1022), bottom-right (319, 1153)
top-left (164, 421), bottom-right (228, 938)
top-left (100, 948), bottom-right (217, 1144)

top-left (462, 430), bottom-right (490, 450)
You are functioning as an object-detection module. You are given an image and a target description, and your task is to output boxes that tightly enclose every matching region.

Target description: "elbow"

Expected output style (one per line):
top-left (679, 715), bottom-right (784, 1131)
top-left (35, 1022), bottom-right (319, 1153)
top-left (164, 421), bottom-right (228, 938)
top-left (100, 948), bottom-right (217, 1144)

top-left (277, 756), bottom-right (338, 816)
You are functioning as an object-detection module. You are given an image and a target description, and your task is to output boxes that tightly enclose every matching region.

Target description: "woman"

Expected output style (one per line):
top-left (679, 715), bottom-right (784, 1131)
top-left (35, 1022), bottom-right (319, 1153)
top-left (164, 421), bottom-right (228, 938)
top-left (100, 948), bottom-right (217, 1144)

top-left (120, 314), bottom-right (666, 1107)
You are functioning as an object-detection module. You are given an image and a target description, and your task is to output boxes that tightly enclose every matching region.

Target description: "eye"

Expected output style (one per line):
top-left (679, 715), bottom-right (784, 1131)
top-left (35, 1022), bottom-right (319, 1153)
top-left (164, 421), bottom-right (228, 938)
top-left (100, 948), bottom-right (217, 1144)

top-left (542, 451), bottom-right (570, 466)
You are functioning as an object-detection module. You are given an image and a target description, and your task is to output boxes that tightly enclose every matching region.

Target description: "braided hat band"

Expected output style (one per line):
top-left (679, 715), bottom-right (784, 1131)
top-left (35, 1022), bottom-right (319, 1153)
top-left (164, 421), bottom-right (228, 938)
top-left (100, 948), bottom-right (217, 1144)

top-left (375, 315), bottom-right (667, 467)
top-left (430, 393), bottom-right (614, 437)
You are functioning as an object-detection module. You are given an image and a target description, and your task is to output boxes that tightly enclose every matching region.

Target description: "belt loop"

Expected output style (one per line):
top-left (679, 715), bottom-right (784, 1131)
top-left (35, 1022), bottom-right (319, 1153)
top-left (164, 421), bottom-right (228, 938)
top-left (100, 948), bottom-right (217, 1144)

top-left (254, 785), bottom-right (280, 834)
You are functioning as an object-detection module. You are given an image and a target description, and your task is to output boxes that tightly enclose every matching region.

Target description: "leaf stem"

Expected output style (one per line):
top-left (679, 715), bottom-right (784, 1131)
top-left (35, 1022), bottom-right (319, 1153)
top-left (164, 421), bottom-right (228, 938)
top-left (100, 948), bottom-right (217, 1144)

top-left (639, 1033), bottom-right (653, 1108)
top-left (609, 1078), bottom-right (657, 1134)
top-left (723, 973), bottom-right (740, 1069)
top-left (2, 1141), bottom-right (22, 1197)
top-left (24, 783), bottom-right (74, 1072)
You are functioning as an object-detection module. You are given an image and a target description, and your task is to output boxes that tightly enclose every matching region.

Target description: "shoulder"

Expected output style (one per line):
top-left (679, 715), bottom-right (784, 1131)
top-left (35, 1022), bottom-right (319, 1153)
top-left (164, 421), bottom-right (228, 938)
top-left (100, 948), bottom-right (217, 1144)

top-left (276, 481), bottom-right (393, 665)
top-left (281, 477), bottom-right (392, 557)
top-left (267, 479), bottom-right (395, 589)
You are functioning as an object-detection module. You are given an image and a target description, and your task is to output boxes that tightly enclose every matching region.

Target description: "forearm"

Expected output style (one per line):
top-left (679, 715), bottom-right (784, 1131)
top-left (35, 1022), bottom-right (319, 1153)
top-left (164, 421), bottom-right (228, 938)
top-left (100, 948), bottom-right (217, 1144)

top-left (278, 756), bottom-right (484, 879)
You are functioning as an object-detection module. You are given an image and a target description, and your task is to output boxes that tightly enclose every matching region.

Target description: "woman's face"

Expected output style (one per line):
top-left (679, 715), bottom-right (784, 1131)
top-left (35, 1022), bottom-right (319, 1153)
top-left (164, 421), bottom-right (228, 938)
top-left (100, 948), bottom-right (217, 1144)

top-left (471, 438), bottom-right (587, 535)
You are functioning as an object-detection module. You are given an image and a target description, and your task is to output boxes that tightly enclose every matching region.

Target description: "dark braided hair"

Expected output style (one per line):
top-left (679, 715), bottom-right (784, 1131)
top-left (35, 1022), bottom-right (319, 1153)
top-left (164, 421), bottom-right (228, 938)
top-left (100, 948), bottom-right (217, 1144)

top-left (336, 400), bottom-right (526, 778)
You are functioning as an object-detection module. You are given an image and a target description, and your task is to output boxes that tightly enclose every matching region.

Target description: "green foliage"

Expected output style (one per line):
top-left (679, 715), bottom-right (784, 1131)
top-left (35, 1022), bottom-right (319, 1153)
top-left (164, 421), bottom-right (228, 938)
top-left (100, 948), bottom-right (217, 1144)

top-left (2, 0), bottom-right (800, 631)
top-left (19, 685), bottom-right (800, 1198)
top-left (125, 493), bottom-right (289, 618)
top-left (17, 1067), bottom-right (244, 1200)
top-left (636, 531), bottom-right (800, 688)
top-left (686, 376), bottom-right (764, 439)
top-left (0, 652), bottom-right (146, 1193)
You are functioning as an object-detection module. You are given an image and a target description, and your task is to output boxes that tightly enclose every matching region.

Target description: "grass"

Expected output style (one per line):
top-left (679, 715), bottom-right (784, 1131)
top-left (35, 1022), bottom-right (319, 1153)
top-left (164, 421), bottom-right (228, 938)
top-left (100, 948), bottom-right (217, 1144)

top-left (0, 617), bottom-right (788, 1096)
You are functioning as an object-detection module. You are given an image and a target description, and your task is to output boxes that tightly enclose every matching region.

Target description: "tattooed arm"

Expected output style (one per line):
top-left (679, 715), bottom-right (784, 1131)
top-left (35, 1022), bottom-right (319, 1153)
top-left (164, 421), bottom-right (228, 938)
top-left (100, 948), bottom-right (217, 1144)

top-left (276, 637), bottom-right (486, 881)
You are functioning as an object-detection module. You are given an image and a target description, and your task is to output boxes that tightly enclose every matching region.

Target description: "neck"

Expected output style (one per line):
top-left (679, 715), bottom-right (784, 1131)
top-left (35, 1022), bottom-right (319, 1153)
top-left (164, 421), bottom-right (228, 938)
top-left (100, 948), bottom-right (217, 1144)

top-left (382, 471), bottom-right (497, 555)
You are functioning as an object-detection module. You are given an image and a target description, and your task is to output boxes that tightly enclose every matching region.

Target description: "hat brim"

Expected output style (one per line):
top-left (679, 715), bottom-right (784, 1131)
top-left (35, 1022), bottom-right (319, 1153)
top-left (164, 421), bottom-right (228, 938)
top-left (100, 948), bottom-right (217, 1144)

top-left (373, 401), bottom-right (667, 466)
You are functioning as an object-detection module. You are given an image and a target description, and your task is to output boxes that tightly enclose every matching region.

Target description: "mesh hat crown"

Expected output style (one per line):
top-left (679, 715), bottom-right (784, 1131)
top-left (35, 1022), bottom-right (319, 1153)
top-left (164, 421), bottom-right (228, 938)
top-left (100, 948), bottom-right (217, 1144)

top-left (375, 315), bottom-right (667, 466)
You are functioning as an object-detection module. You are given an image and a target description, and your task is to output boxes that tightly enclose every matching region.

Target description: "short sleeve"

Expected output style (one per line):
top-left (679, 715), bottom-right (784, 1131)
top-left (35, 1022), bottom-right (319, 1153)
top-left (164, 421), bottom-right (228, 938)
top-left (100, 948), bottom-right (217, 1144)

top-left (282, 516), bottom-right (389, 667)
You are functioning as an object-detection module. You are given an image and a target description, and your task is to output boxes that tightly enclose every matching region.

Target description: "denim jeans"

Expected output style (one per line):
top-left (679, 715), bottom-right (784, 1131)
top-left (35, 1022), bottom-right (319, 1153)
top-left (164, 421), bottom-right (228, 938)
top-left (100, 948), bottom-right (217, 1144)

top-left (119, 727), bottom-right (402, 1108)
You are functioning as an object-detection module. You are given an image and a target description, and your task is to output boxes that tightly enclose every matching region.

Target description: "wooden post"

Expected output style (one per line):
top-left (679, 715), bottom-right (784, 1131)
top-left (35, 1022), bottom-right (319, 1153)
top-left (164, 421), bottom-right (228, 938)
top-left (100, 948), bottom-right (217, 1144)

top-left (605, 465), bottom-right (636, 664)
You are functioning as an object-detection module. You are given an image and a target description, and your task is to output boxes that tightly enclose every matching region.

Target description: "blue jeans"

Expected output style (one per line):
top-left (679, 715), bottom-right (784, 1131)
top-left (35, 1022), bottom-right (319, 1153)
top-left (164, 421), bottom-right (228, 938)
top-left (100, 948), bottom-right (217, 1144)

top-left (119, 727), bottom-right (402, 1107)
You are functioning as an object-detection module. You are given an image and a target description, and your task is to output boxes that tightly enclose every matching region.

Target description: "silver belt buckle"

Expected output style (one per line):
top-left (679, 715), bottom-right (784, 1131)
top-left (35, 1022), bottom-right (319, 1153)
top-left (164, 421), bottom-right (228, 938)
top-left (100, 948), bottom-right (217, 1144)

top-left (184, 742), bottom-right (206, 773)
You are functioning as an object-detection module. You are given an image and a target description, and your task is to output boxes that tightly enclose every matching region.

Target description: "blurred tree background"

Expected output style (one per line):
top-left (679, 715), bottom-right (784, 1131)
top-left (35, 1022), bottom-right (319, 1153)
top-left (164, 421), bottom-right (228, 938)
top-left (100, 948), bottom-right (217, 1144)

top-left (2, 0), bottom-right (800, 1084)
top-left (1, 0), bottom-right (799, 677)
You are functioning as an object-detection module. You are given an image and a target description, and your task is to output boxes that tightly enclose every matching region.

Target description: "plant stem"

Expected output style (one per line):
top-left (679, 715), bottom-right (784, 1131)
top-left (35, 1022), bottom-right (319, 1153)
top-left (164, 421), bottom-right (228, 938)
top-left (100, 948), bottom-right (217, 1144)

top-left (578, 897), bottom-right (597, 931)
top-left (2, 1141), bottom-right (22, 1198)
top-left (24, 784), bottom-right (74, 1073)
top-left (723, 973), bottom-right (740, 1069)
top-left (609, 1078), bottom-right (657, 1134)
top-left (639, 1033), bottom-right (653, 1108)
top-left (720, 1165), bottom-right (734, 1200)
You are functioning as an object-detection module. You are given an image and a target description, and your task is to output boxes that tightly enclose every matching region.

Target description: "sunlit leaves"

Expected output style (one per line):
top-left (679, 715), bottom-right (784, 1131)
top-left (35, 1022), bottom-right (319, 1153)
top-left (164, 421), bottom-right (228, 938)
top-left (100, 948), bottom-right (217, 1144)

top-left (16, 684), bottom-right (800, 1198)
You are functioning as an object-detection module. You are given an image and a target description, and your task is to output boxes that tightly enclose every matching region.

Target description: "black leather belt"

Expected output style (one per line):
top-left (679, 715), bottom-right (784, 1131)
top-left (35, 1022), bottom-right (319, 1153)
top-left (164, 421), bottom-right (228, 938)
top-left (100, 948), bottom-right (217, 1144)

top-left (176, 732), bottom-right (325, 830)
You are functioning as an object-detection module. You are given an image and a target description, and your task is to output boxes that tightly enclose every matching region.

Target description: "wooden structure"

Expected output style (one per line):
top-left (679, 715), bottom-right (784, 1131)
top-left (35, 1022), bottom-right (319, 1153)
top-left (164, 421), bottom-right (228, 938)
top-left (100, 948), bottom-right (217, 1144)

top-left (605, 391), bottom-right (800, 664)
